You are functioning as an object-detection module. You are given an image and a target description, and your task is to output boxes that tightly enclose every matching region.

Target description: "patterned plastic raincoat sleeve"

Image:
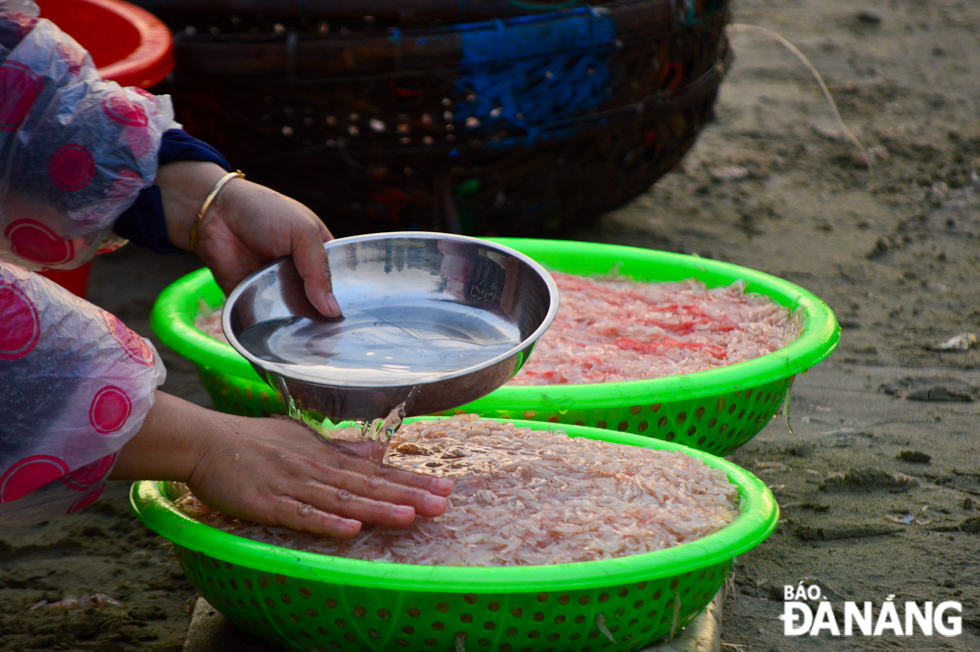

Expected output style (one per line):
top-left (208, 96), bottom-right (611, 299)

top-left (0, 0), bottom-right (171, 525)
top-left (0, 0), bottom-right (177, 270)
top-left (0, 261), bottom-right (166, 526)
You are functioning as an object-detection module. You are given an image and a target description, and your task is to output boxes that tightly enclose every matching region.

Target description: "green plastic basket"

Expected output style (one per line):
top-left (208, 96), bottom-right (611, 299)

top-left (149, 239), bottom-right (839, 453)
top-left (131, 419), bottom-right (778, 652)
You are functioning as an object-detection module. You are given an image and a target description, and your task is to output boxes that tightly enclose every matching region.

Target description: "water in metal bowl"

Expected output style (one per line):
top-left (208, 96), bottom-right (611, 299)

top-left (222, 232), bottom-right (559, 420)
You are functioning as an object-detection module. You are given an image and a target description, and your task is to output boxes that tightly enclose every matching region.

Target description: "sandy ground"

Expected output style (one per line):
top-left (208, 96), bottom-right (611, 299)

top-left (2, 0), bottom-right (980, 649)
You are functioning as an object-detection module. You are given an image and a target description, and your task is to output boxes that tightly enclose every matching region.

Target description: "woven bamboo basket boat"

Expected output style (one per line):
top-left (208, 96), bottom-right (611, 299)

top-left (141, 0), bottom-right (732, 236)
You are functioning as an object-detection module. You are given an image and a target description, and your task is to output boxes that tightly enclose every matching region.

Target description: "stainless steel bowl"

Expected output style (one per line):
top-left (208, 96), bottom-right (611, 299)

top-left (222, 232), bottom-right (559, 420)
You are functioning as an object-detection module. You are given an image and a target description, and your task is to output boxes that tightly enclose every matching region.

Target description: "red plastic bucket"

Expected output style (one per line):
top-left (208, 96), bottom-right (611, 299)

top-left (34, 0), bottom-right (174, 297)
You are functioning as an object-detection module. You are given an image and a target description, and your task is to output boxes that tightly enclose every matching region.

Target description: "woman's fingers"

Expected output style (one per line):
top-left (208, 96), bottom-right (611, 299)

top-left (373, 466), bottom-right (455, 501)
top-left (253, 476), bottom-right (425, 534)
top-left (291, 452), bottom-right (449, 518)
top-left (291, 222), bottom-right (341, 317)
top-left (271, 496), bottom-right (363, 538)
top-left (264, 187), bottom-right (339, 318)
top-left (308, 467), bottom-right (449, 518)
top-left (293, 480), bottom-right (422, 526)
top-left (323, 448), bottom-right (455, 498)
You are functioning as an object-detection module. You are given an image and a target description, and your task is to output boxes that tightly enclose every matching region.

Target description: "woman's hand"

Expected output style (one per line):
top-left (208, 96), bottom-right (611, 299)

top-left (156, 161), bottom-right (341, 317)
top-left (188, 414), bottom-right (454, 538)
top-left (111, 392), bottom-right (454, 538)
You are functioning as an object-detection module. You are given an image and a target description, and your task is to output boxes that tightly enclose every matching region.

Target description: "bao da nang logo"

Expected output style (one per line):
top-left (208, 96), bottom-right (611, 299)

top-left (780, 584), bottom-right (962, 637)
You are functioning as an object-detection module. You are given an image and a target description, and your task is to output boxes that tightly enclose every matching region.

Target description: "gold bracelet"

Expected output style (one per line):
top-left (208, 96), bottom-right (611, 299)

top-left (188, 170), bottom-right (245, 251)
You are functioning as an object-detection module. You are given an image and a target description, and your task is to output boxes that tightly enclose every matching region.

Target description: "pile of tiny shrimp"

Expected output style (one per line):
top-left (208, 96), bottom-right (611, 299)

top-left (509, 273), bottom-right (803, 385)
top-left (173, 415), bottom-right (740, 566)
top-left (195, 300), bottom-right (227, 343)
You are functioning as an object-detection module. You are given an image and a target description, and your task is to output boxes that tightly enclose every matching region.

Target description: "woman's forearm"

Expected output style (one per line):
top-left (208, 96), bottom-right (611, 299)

top-left (155, 161), bottom-right (229, 251)
top-left (109, 391), bottom-right (211, 482)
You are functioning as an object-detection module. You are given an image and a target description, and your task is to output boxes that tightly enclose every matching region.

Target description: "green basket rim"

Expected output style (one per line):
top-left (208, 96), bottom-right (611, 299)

top-left (148, 239), bottom-right (839, 406)
top-left (130, 419), bottom-right (778, 593)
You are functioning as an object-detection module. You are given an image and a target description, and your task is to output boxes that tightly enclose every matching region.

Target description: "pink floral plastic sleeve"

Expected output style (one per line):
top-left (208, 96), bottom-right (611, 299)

top-left (0, 260), bottom-right (166, 525)
top-left (0, 0), bottom-right (177, 270)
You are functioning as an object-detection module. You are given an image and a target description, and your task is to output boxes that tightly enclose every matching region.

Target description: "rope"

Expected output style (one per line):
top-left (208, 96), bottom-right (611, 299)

top-left (727, 24), bottom-right (876, 187)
